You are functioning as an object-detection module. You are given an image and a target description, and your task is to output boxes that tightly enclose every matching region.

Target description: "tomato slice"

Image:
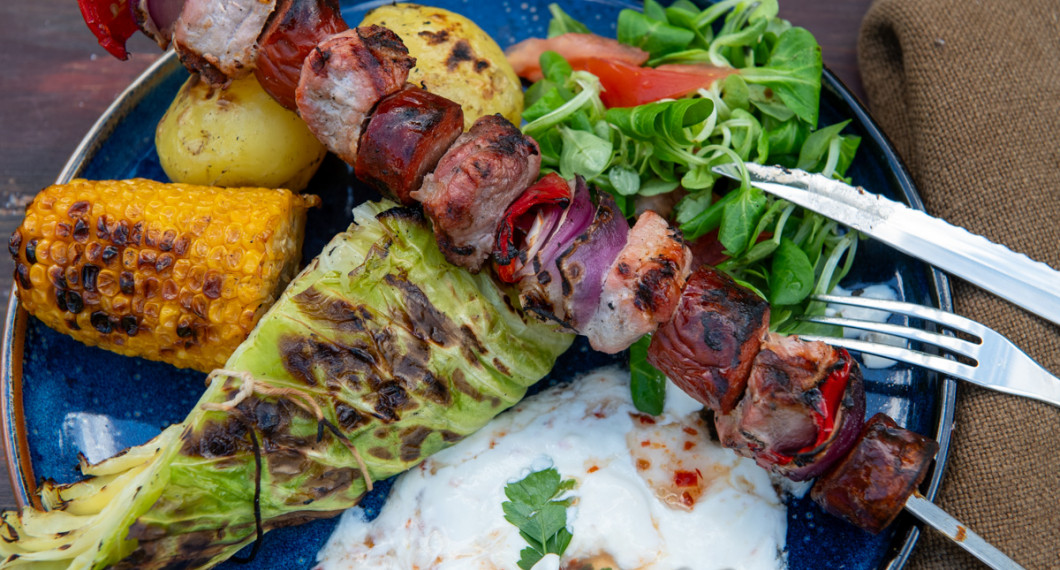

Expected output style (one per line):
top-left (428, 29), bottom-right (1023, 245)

top-left (506, 33), bottom-right (649, 82)
top-left (77, 0), bottom-right (140, 60)
top-left (579, 58), bottom-right (736, 108)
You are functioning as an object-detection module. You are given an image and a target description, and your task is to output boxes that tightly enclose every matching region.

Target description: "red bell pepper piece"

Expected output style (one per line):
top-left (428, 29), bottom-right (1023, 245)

top-left (78, 0), bottom-right (140, 60)
top-left (763, 349), bottom-right (853, 466)
top-left (494, 172), bottom-right (572, 283)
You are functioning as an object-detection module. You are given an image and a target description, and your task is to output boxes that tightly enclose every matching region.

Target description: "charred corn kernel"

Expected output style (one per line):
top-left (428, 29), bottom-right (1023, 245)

top-left (8, 178), bottom-right (320, 372)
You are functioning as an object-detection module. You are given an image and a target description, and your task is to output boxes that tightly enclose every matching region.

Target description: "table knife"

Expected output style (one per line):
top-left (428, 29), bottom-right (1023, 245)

top-left (712, 162), bottom-right (1060, 327)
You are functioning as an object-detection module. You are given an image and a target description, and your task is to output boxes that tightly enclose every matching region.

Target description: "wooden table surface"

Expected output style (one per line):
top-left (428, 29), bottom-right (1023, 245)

top-left (0, 0), bottom-right (875, 517)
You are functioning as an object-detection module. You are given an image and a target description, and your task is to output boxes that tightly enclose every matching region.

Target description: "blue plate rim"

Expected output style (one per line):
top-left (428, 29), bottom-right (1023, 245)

top-left (0, 28), bottom-right (956, 570)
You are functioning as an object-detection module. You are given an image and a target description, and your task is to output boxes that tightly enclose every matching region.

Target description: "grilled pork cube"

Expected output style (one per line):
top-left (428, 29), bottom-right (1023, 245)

top-left (296, 26), bottom-right (415, 166)
top-left (811, 413), bottom-right (938, 533)
top-left (255, 0), bottom-right (350, 110)
top-left (412, 114), bottom-right (541, 272)
top-left (355, 85), bottom-right (464, 205)
top-left (715, 334), bottom-right (866, 481)
top-left (647, 265), bottom-right (770, 413)
top-left (582, 211), bottom-right (692, 353)
top-left (173, 0), bottom-right (278, 84)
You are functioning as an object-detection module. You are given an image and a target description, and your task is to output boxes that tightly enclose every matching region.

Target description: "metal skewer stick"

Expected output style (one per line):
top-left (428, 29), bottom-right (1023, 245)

top-left (904, 492), bottom-right (1024, 570)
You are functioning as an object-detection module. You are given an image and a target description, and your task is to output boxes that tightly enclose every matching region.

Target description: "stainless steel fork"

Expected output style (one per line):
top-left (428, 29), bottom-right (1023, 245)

top-left (798, 294), bottom-right (1060, 408)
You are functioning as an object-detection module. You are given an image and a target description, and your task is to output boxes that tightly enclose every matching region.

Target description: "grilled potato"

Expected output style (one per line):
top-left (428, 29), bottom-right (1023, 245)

top-left (359, 4), bottom-right (523, 129)
top-left (156, 74), bottom-right (326, 191)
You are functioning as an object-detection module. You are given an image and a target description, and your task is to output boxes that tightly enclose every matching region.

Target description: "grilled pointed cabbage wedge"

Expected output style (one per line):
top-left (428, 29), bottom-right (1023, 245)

top-left (0, 201), bottom-right (573, 569)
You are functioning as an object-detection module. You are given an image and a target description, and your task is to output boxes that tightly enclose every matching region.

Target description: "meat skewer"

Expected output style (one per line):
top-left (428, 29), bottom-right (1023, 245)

top-left (69, 7), bottom-right (1022, 565)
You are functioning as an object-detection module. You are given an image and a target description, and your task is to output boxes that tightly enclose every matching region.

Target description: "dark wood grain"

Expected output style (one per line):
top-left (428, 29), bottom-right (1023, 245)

top-left (0, 0), bottom-right (873, 512)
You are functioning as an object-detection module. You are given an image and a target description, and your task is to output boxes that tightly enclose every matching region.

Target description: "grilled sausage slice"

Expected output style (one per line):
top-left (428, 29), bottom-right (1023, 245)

top-left (647, 265), bottom-right (770, 413)
top-left (255, 0), bottom-right (349, 110)
top-left (296, 26), bottom-right (415, 166)
top-left (811, 413), bottom-right (938, 533)
top-left (355, 85), bottom-right (464, 205)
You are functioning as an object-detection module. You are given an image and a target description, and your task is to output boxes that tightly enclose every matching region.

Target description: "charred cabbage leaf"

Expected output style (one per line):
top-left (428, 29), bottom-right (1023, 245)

top-left (0, 201), bottom-right (573, 569)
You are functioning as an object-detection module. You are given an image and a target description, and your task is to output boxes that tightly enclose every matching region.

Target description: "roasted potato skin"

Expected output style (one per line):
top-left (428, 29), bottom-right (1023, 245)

top-left (359, 3), bottom-right (523, 129)
top-left (155, 74), bottom-right (326, 191)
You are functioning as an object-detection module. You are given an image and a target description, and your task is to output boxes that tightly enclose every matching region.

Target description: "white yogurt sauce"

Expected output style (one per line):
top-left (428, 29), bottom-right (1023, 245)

top-left (315, 368), bottom-right (787, 570)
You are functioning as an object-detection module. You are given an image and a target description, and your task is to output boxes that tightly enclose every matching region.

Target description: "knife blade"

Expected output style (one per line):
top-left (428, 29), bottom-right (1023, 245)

top-left (712, 162), bottom-right (1060, 327)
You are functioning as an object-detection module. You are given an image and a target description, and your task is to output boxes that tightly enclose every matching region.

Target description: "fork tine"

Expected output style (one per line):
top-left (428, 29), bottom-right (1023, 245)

top-left (812, 294), bottom-right (989, 337)
top-left (800, 334), bottom-right (980, 382)
top-left (801, 315), bottom-right (980, 356)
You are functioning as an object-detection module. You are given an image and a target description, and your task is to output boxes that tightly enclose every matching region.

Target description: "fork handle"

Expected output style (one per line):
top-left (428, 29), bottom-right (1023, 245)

top-left (905, 493), bottom-right (1025, 570)
top-left (997, 354), bottom-right (1060, 408)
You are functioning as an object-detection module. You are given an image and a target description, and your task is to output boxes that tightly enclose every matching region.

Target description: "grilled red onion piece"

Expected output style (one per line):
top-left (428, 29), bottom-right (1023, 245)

top-left (647, 265), bottom-right (770, 413)
top-left (132, 0), bottom-right (186, 49)
top-left (255, 0), bottom-right (348, 110)
top-left (412, 114), bottom-right (541, 272)
top-left (296, 26), bottom-right (415, 167)
top-left (517, 182), bottom-right (629, 330)
top-left (355, 85), bottom-right (464, 204)
top-left (582, 211), bottom-right (692, 353)
top-left (811, 413), bottom-right (938, 533)
top-left (716, 335), bottom-right (866, 481)
top-left (173, 0), bottom-right (279, 84)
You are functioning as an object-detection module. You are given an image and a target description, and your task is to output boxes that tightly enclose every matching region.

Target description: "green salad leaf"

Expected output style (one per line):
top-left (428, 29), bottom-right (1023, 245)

top-left (525, 1), bottom-right (865, 412)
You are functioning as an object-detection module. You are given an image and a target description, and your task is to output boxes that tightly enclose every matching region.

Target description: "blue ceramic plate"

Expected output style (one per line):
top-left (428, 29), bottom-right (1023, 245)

top-left (2, 1), bottom-right (955, 568)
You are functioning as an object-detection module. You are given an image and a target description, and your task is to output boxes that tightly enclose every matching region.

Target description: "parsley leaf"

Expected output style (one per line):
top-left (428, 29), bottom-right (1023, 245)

top-left (503, 467), bottom-right (577, 570)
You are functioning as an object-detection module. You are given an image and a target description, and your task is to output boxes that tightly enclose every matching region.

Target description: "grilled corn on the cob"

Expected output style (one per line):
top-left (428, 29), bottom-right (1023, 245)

top-left (8, 178), bottom-right (320, 372)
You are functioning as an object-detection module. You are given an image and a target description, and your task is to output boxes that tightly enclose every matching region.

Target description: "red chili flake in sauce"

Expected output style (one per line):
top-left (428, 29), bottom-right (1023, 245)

top-left (636, 459), bottom-right (651, 470)
top-left (683, 441), bottom-right (696, 451)
top-left (641, 440), bottom-right (651, 447)
top-left (673, 470), bottom-right (699, 487)
top-left (587, 465), bottom-right (600, 473)
top-left (633, 413), bottom-right (656, 425)
top-left (681, 491), bottom-right (695, 507)
top-left (682, 427), bottom-right (698, 436)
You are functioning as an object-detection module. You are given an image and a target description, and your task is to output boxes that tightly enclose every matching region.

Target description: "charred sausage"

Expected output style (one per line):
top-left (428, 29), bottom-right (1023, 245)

top-left (355, 85), bottom-right (464, 205)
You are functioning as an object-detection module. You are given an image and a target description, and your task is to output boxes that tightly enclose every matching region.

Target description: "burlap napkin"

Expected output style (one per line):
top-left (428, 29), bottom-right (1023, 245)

top-left (858, 1), bottom-right (1060, 568)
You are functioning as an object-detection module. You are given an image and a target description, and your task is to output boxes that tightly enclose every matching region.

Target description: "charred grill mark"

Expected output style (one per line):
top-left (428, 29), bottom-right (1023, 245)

top-left (450, 368), bottom-right (484, 402)
top-left (369, 446), bottom-right (393, 460)
top-left (335, 403), bottom-right (369, 431)
top-left (492, 358), bottom-right (511, 377)
top-left (488, 126), bottom-right (539, 157)
top-left (279, 335), bottom-right (377, 388)
top-left (292, 286), bottom-right (373, 332)
top-left (395, 354), bottom-right (451, 406)
top-left (25, 239), bottom-right (37, 264)
top-left (373, 380), bottom-right (412, 422)
top-left (384, 273), bottom-right (459, 346)
top-left (67, 201), bottom-right (91, 218)
top-left (446, 39), bottom-right (474, 70)
top-left (633, 259), bottom-right (679, 312)
top-left (399, 426), bottom-right (433, 462)
top-left (376, 206), bottom-right (426, 224)
top-left (182, 419), bottom-right (249, 458)
top-left (418, 29), bottom-right (450, 45)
